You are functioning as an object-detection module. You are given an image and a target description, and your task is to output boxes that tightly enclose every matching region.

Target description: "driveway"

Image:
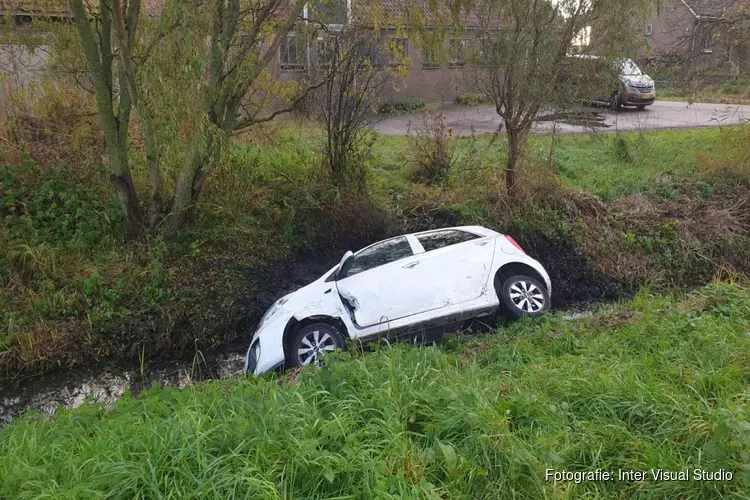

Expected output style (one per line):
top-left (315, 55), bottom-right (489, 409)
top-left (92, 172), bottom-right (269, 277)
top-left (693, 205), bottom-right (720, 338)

top-left (374, 100), bottom-right (750, 137)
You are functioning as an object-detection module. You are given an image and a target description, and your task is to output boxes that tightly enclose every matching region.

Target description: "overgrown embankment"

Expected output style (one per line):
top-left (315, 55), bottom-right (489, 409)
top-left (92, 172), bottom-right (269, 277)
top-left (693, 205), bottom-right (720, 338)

top-left (1, 282), bottom-right (748, 497)
top-left (1, 122), bottom-right (749, 378)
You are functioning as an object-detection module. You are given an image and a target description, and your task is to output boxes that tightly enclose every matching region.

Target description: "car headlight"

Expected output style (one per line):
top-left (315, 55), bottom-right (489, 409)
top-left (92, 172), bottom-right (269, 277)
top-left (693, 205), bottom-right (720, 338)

top-left (252, 341), bottom-right (261, 363)
top-left (245, 339), bottom-right (260, 375)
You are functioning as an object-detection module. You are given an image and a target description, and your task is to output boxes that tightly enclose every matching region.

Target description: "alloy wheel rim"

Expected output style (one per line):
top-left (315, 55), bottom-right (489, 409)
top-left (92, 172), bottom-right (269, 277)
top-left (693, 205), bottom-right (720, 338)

top-left (297, 330), bottom-right (336, 365)
top-left (509, 280), bottom-right (545, 313)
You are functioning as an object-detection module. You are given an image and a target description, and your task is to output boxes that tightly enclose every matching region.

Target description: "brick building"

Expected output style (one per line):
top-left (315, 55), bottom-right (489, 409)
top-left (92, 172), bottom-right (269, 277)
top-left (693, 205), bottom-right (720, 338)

top-left (643, 0), bottom-right (748, 72)
top-left (1, 0), bottom-right (481, 108)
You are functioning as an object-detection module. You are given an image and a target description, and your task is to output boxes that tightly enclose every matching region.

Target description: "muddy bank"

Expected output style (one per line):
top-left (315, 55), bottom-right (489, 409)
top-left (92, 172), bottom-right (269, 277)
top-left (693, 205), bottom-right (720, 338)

top-left (1, 340), bottom-right (249, 426)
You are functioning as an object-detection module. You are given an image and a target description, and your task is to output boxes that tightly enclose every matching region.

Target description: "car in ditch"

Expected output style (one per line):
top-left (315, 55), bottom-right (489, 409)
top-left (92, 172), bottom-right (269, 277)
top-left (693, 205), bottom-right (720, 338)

top-left (244, 226), bottom-right (552, 376)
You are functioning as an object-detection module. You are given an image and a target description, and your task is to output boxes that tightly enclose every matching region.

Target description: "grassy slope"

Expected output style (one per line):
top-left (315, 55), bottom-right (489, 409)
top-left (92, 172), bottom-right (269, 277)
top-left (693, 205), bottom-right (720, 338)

top-left (2, 125), bottom-right (748, 376)
top-left (550, 129), bottom-right (724, 201)
top-left (1, 282), bottom-right (748, 498)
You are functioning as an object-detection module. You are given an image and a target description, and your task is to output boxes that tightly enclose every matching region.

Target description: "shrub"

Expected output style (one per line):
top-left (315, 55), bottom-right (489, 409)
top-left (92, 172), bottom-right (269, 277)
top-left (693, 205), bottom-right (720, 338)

top-left (0, 160), bottom-right (117, 251)
top-left (611, 134), bottom-right (634, 164)
top-left (406, 112), bottom-right (457, 184)
top-left (456, 93), bottom-right (492, 106)
top-left (721, 78), bottom-right (748, 96)
top-left (377, 98), bottom-right (426, 115)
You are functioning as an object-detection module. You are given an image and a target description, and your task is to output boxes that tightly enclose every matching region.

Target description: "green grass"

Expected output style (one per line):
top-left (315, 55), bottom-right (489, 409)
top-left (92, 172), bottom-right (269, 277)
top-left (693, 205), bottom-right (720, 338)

top-left (369, 126), bottom-right (735, 202)
top-left (1, 282), bottom-right (748, 498)
top-left (658, 79), bottom-right (750, 106)
top-left (549, 128), bottom-right (726, 201)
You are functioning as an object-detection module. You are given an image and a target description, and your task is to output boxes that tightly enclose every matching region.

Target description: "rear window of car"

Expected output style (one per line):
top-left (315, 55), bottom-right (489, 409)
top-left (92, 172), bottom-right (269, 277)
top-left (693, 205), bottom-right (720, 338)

top-left (339, 236), bottom-right (413, 279)
top-left (416, 229), bottom-right (480, 252)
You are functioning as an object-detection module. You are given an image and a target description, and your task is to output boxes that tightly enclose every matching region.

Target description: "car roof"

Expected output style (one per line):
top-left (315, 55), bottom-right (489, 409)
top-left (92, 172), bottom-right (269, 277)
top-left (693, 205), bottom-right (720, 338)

top-left (351, 226), bottom-right (501, 256)
top-left (411, 226), bottom-right (501, 238)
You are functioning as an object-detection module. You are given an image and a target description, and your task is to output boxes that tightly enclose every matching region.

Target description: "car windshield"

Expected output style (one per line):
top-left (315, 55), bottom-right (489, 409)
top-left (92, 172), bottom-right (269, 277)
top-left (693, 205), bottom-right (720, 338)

top-left (619, 59), bottom-right (642, 76)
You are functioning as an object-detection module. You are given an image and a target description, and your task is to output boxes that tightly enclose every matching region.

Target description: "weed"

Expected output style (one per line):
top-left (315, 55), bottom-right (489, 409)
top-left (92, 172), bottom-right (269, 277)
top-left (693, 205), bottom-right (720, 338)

top-left (611, 134), bottom-right (634, 164)
top-left (406, 112), bottom-right (457, 185)
top-left (139, 346), bottom-right (146, 381)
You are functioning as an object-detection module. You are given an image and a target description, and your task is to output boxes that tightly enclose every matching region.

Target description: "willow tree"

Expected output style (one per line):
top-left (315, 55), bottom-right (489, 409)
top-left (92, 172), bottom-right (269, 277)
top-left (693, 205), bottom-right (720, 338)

top-left (466, 0), bottom-right (657, 198)
top-left (68, 0), bottom-right (142, 236)
top-left (163, 0), bottom-right (311, 235)
top-left (65, 0), bottom-right (313, 237)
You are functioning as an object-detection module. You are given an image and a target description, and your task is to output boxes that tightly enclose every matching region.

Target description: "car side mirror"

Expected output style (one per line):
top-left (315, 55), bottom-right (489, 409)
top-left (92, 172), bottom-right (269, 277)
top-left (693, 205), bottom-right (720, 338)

top-left (336, 251), bottom-right (354, 278)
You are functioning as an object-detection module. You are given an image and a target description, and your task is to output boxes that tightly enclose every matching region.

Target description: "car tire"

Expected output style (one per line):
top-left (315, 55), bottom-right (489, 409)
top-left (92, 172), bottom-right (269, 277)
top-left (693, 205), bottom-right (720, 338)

top-left (497, 275), bottom-right (550, 320)
top-left (287, 322), bottom-right (345, 368)
top-left (637, 105), bottom-right (646, 111)
top-left (610, 92), bottom-right (622, 112)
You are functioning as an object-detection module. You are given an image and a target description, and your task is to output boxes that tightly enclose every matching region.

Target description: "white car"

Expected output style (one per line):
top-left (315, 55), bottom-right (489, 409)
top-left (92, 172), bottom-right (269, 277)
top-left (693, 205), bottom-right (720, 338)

top-left (244, 226), bottom-right (552, 376)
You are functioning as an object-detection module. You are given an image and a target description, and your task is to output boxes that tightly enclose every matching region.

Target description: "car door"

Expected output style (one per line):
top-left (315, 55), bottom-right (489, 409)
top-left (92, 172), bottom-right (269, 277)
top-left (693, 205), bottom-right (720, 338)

top-left (335, 235), bottom-right (430, 328)
top-left (411, 229), bottom-right (496, 307)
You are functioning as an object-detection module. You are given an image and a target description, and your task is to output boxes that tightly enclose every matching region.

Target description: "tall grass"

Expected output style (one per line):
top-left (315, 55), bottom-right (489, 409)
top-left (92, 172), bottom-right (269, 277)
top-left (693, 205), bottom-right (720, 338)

top-left (1, 282), bottom-right (748, 498)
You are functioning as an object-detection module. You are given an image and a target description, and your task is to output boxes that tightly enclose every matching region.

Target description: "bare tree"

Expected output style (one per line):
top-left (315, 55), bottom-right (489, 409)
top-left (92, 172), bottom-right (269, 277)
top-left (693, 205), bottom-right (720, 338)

top-left (468, 0), bottom-right (654, 198)
top-left (645, 0), bottom-right (749, 75)
top-left (308, 26), bottom-right (387, 190)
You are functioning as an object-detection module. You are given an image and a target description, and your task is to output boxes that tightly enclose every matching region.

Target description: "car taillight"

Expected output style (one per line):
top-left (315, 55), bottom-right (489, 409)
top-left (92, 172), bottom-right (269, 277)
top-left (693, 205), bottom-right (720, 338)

top-left (505, 235), bottom-right (525, 254)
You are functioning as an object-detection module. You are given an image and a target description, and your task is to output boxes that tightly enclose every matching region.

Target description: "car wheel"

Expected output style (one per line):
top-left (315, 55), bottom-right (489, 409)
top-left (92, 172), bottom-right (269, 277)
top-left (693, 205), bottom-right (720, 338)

top-left (498, 275), bottom-right (550, 319)
top-left (287, 323), bottom-right (345, 368)
top-left (610, 92), bottom-right (622, 112)
top-left (637, 105), bottom-right (646, 111)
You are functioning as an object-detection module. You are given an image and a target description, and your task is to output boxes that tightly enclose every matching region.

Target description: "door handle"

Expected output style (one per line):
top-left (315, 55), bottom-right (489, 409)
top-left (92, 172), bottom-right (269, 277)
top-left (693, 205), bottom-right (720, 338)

top-left (402, 261), bottom-right (420, 269)
top-left (475, 241), bottom-right (490, 246)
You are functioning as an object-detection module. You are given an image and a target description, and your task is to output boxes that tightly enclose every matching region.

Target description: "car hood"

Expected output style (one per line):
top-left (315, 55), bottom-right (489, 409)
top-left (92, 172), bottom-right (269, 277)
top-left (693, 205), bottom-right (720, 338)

top-left (620, 74), bottom-right (653, 86)
top-left (281, 278), bottom-right (337, 313)
top-left (254, 272), bottom-right (338, 336)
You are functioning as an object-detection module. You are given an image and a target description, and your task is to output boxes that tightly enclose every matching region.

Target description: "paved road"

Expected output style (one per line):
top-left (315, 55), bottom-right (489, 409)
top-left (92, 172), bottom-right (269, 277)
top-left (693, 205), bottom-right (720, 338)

top-left (374, 100), bottom-right (750, 137)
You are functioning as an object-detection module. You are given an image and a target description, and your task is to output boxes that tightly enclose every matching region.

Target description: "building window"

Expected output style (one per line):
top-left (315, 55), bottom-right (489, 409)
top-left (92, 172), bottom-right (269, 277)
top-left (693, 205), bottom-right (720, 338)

top-left (422, 45), bottom-right (440, 68)
top-left (393, 38), bottom-right (408, 59)
top-left (310, 0), bottom-right (350, 27)
top-left (448, 38), bottom-right (467, 67)
top-left (380, 37), bottom-right (408, 66)
top-left (280, 33), bottom-right (304, 70)
top-left (573, 26), bottom-right (591, 47)
top-left (645, 24), bottom-right (653, 36)
top-left (317, 36), bottom-right (336, 67)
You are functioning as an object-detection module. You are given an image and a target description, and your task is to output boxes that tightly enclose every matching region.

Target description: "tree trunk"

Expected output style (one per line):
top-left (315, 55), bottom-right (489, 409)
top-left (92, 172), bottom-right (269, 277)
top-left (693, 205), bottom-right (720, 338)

top-left (164, 132), bottom-right (213, 237)
top-left (112, 0), bottom-right (166, 229)
top-left (110, 170), bottom-right (142, 236)
top-left (70, 0), bottom-right (142, 238)
top-left (100, 112), bottom-right (142, 238)
top-left (505, 125), bottom-right (523, 199)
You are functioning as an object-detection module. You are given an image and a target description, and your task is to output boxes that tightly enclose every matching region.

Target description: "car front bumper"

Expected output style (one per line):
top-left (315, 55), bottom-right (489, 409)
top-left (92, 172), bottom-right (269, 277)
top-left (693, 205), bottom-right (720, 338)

top-left (243, 314), bottom-right (289, 377)
top-left (626, 88), bottom-right (655, 105)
